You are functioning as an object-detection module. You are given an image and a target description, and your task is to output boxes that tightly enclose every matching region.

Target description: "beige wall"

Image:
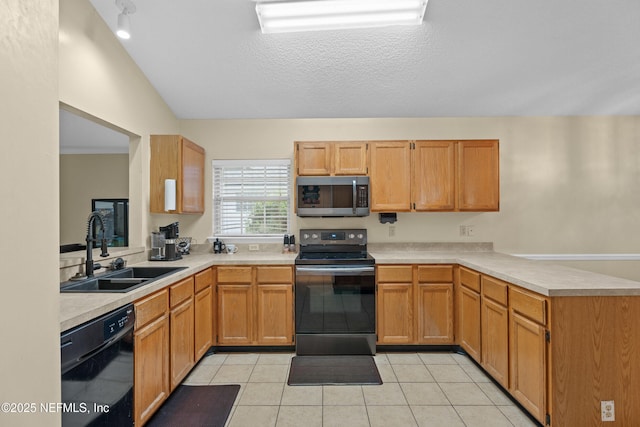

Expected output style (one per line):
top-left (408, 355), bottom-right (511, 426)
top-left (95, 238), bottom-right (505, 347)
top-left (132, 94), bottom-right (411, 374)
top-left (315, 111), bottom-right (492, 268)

top-left (1, 0), bottom-right (61, 425)
top-left (60, 154), bottom-right (129, 244)
top-left (179, 117), bottom-right (640, 253)
top-left (59, 0), bottom-right (180, 249)
top-left (177, 117), bottom-right (640, 281)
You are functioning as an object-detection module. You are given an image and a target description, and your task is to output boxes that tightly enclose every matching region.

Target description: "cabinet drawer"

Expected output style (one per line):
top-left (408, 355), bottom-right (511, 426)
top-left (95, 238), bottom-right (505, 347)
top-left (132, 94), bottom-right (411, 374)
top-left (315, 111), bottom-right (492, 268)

top-left (510, 286), bottom-right (547, 325)
top-left (377, 265), bottom-right (413, 283)
top-left (217, 266), bottom-right (253, 283)
top-left (417, 265), bottom-right (453, 283)
top-left (170, 277), bottom-right (194, 308)
top-left (459, 267), bottom-right (481, 292)
top-left (135, 289), bottom-right (168, 329)
top-left (482, 276), bottom-right (508, 306)
top-left (195, 268), bottom-right (213, 293)
top-left (257, 266), bottom-right (293, 284)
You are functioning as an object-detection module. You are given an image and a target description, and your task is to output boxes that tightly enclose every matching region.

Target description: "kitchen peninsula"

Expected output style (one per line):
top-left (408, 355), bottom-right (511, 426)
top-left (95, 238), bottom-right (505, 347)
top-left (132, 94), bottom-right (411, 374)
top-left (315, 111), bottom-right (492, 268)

top-left (60, 244), bottom-right (640, 426)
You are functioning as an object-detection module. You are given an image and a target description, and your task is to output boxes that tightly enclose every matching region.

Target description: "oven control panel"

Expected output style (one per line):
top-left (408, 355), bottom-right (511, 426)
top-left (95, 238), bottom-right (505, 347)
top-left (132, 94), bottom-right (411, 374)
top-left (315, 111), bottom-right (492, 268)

top-left (299, 229), bottom-right (367, 246)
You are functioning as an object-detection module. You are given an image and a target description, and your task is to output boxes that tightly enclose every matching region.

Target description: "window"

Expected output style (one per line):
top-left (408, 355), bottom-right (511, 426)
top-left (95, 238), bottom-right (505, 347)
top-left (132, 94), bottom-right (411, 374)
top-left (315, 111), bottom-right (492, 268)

top-left (213, 159), bottom-right (291, 238)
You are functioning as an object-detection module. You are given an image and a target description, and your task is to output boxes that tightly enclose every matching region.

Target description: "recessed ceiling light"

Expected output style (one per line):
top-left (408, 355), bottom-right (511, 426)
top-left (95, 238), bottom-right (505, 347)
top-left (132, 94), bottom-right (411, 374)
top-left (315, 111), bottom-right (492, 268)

top-left (255, 0), bottom-right (428, 34)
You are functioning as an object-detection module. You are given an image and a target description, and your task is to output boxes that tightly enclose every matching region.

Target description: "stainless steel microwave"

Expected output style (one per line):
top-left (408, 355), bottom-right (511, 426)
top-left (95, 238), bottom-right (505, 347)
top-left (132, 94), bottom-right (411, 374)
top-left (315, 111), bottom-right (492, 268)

top-left (296, 176), bottom-right (370, 217)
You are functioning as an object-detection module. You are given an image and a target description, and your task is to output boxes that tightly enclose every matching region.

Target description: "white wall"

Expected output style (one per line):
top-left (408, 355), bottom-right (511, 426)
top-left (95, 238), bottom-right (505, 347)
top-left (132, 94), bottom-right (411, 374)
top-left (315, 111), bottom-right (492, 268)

top-left (0, 1), bottom-right (61, 425)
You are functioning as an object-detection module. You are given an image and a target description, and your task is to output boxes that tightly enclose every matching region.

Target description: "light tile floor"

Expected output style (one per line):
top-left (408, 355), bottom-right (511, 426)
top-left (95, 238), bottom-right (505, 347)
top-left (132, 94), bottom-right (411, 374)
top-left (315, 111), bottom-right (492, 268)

top-left (183, 351), bottom-right (540, 427)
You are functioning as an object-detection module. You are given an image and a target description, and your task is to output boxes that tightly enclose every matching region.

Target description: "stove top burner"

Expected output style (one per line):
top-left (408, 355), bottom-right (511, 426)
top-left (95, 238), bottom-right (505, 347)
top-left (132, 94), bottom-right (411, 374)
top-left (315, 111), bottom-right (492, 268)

top-left (295, 251), bottom-right (375, 265)
top-left (296, 228), bottom-right (373, 265)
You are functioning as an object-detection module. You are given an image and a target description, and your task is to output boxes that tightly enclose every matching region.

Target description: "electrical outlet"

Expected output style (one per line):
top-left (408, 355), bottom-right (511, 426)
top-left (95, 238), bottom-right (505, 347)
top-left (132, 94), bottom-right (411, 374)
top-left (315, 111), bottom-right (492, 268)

top-left (601, 400), bottom-right (615, 422)
top-left (389, 225), bottom-right (396, 237)
top-left (248, 244), bottom-right (259, 251)
top-left (460, 225), bottom-right (475, 237)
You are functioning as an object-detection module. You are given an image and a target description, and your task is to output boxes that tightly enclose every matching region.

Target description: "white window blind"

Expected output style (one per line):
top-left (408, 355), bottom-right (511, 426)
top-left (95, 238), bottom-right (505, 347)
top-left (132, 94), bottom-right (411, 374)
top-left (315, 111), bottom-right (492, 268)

top-left (213, 159), bottom-right (291, 237)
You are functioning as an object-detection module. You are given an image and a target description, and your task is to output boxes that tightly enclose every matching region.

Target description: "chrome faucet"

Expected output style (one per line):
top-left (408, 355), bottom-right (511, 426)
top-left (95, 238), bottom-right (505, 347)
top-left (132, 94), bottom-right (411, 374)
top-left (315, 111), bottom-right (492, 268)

top-left (86, 211), bottom-right (110, 277)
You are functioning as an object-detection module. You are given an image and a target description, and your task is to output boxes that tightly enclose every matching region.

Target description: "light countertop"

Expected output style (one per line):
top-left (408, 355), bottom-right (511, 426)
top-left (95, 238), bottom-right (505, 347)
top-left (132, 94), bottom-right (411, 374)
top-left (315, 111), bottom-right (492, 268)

top-left (60, 245), bottom-right (640, 332)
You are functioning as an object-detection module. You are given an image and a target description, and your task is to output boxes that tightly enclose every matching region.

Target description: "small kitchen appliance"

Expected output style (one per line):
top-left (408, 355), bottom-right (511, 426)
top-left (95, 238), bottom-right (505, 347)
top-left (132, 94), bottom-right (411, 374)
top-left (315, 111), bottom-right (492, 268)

top-left (296, 176), bottom-right (369, 217)
top-left (159, 222), bottom-right (181, 261)
top-left (150, 222), bottom-right (182, 261)
top-left (150, 231), bottom-right (165, 260)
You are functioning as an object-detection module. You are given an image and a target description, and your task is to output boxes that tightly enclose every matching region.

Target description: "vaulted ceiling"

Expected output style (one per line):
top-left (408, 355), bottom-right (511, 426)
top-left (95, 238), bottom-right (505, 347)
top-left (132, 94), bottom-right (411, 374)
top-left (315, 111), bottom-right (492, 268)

top-left (85, 0), bottom-right (640, 120)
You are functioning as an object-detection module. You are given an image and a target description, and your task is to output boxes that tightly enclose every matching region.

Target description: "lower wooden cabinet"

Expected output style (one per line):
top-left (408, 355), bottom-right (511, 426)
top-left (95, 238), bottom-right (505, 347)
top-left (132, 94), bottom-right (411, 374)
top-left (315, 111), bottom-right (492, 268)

top-left (416, 266), bottom-right (454, 344)
top-left (481, 275), bottom-right (509, 388)
top-left (218, 283), bottom-right (254, 345)
top-left (194, 268), bottom-right (214, 359)
top-left (134, 290), bottom-right (170, 426)
top-left (217, 266), bottom-right (294, 346)
top-left (377, 265), bottom-right (454, 345)
top-left (459, 267), bottom-right (550, 426)
top-left (133, 268), bottom-right (215, 425)
top-left (509, 287), bottom-right (548, 424)
top-left (257, 284), bottom-right (294, 344)
top-left (457, 267), bottom-right (482, 362)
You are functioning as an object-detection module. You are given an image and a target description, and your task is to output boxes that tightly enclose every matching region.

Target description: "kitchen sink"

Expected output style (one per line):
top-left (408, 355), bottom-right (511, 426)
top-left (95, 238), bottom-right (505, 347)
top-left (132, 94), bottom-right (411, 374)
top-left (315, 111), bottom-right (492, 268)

top-left (106, 266), bottom-right (187, 280)
top-left (60, 266), bottom-right (187, 293)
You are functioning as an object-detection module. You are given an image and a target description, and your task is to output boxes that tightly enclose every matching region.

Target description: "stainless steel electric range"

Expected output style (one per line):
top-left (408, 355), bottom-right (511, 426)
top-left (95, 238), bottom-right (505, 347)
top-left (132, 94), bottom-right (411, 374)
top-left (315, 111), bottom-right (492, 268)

top-left (294, 229), bottom-right (376, 355)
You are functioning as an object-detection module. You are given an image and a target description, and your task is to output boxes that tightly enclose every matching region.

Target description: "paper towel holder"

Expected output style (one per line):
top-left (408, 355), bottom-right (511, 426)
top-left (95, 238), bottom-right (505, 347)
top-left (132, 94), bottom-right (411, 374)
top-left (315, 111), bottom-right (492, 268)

top-left (164, 179), bottom-right (176, 211)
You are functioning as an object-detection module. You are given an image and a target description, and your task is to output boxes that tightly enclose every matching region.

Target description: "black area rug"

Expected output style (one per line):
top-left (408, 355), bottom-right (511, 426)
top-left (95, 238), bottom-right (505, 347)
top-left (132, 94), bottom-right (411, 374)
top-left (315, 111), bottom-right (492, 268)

top-left (288, 355), bottom-right (383, 386)
top-left (146, 384), bottom-right (240, 427)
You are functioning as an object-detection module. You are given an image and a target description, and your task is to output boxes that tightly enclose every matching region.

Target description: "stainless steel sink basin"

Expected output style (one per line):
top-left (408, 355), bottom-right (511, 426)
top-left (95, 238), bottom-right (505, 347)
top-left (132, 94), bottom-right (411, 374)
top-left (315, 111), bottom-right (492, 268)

top-left (60, 266), bottom-right (187, 293)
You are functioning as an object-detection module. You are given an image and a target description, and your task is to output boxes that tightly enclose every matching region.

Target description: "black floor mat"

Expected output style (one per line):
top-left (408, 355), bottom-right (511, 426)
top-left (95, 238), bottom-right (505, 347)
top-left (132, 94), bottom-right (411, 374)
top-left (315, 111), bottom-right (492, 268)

top-left (146, 384), bottom-right (240, 427)
top-left (288, 355), bottom-right (383, 386)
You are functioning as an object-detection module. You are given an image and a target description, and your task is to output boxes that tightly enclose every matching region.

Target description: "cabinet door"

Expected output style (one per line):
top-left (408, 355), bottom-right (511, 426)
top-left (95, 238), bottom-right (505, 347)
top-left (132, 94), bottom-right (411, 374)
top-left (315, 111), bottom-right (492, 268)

top-left (256, 284), bottom-right (293, 345)
top-left (377, 283), bottom-right (413, 344)
top-left (416, 283), bottom-right (454, 344)
top-left (510, 312), bottom-right (547, 424)
top-left (333, 142), bottom-right (368, 175)
top-left (413, 141), bottom-right (456, 211)
top-left (180, 137), bottom-right (205, 213)
top-left (194, 286), bottom-right (213, 360)
top-left (150, 135), bottom-right (205, 214)
top-left (296, 142), bottom-right (332, 175)
top-left (481, 298), bottom-right (509, 387)
top-left (457, 140), bottom-right (499, 211)
top-left (134, 314), bottom-right (170, 426)
top-left (217, 284), bottom-right (253, 345)
top-left (459, 285), bottom-right (482, 362)
top-left (170, 298), bottom-right (195, 390)
top-left (370, 141), bottom-right (412, 211)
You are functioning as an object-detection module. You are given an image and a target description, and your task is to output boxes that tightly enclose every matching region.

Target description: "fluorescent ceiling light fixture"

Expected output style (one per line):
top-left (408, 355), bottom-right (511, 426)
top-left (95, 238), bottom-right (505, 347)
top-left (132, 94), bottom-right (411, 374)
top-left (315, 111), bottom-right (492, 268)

top-left (115, 0), bottom-right (136, 39)
top-left (255, 0), bottom-right (428, 34)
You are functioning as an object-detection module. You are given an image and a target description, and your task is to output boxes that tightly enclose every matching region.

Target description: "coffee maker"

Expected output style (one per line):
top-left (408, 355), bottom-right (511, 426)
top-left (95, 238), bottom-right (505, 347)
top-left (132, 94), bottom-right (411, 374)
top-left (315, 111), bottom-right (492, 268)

top-left (150, 222), bottom-right (182, 261)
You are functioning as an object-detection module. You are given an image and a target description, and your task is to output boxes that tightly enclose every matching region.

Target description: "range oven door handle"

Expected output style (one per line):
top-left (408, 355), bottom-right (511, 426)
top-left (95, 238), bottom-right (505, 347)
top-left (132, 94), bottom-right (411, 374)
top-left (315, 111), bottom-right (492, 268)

top-left (296, 266), bottom-right (375, 276)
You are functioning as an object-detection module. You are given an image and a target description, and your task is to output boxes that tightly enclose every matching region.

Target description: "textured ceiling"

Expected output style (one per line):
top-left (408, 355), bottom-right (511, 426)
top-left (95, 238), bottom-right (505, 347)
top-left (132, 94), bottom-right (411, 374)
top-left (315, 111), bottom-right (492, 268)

top-left (84, 0), bottom-right (639, 120)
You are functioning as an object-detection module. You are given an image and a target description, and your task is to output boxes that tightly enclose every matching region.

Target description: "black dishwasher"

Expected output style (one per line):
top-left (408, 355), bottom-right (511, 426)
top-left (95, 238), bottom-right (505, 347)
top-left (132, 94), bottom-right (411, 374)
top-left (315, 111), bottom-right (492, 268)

top-left (61, 304), bottom-right (134, 426)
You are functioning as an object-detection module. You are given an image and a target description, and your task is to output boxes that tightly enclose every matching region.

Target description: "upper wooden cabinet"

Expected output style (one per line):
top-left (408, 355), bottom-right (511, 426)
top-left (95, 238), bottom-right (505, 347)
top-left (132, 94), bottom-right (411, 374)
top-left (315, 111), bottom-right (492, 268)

top-left (369, 140), bottom-right (499, 212)
top-left (413, 141), bottom-right (456, 211)
top-left (295, 141), bottom-right (368, 176)
top-left (150, 135), bottom-right (205, 214)
top-left (458, 140), bottom-right (500, 211)
top-left (369, 141), bottom-right (412, 211)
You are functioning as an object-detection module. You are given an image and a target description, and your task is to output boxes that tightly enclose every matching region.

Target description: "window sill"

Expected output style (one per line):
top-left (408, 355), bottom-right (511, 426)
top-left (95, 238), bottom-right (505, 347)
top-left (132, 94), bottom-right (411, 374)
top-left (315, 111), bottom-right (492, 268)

top-left (207, 236), bottom-right (284, 244)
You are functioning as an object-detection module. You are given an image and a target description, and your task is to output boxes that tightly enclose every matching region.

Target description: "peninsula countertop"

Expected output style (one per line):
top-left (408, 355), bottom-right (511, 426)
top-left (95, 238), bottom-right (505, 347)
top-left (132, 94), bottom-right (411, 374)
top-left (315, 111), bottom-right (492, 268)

top-left (60, 245), bottom-right (640, 331)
